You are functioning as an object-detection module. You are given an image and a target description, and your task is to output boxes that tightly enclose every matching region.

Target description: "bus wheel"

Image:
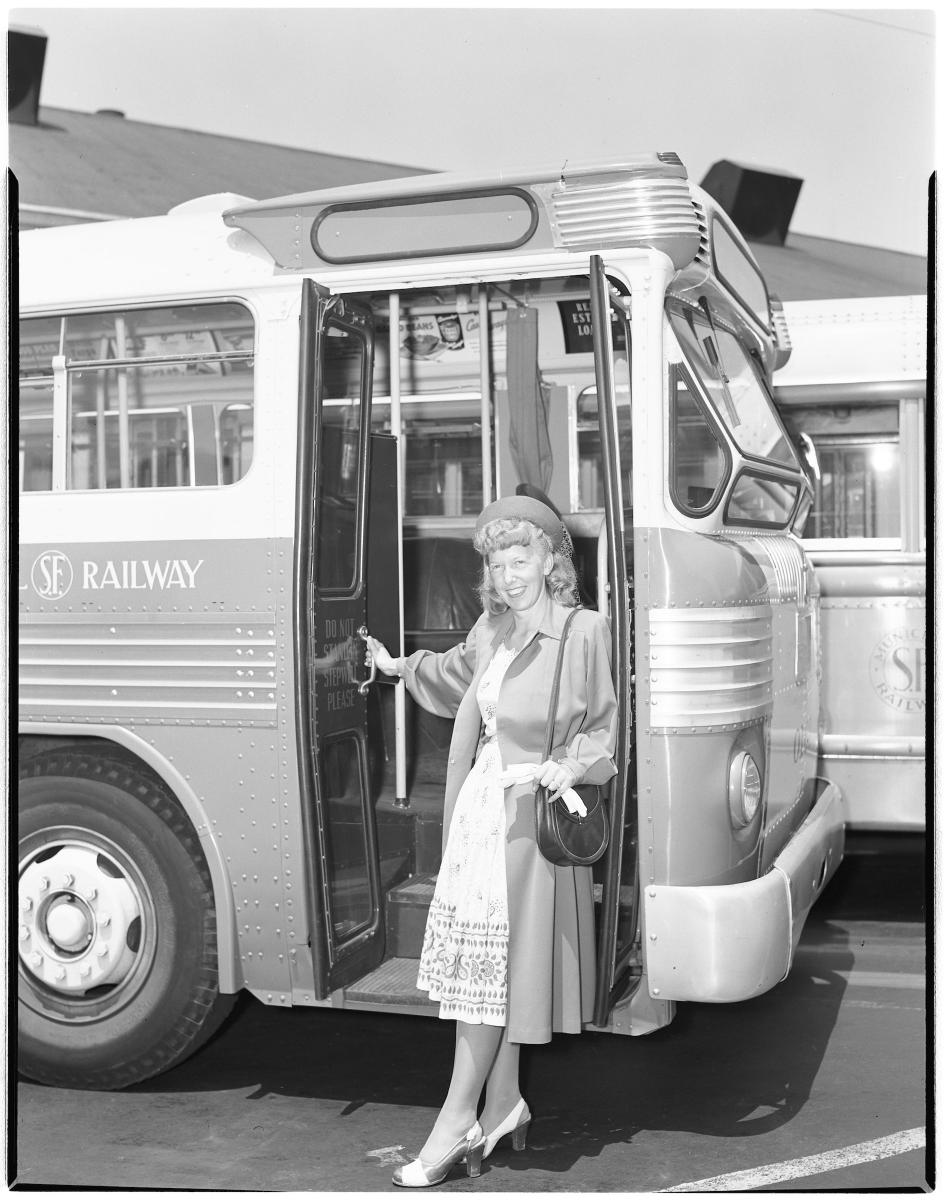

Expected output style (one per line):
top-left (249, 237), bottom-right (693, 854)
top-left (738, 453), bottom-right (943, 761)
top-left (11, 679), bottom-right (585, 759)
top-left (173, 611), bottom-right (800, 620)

top-left (17, 751), bottom-right (236, 1090)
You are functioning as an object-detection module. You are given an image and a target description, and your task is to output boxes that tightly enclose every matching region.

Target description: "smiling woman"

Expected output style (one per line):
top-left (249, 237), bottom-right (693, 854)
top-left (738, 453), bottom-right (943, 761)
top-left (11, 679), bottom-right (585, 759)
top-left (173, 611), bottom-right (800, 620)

top-left (364, 492), bottom-right (618, 1187)
top-left (478, 520), bottom-right (579, 633)
top-left (487, 542), bottom-right (550, 617)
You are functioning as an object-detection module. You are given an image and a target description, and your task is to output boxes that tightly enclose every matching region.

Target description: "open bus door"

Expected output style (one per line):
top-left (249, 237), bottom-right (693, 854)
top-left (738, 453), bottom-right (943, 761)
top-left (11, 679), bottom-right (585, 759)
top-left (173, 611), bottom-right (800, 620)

top-left (588, 255), bottom-right (640, 1027)
top-left (297, 281), bottom-right (389, 996)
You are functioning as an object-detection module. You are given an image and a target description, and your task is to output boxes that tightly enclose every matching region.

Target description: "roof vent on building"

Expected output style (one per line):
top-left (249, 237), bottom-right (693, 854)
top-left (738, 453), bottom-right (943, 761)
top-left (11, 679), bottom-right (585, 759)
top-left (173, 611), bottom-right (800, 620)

top-left (9, 26), bottom-right (47, 126)
top-left (700, 160), bottom-right (803, 246)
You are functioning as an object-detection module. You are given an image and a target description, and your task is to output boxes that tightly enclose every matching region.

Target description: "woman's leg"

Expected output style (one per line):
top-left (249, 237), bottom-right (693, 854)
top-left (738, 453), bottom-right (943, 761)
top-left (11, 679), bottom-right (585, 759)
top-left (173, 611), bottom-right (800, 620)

top-left (480, 1027), bottom-right (523, 1133)
top-left (418, 1021), bottom-right (502, 1161)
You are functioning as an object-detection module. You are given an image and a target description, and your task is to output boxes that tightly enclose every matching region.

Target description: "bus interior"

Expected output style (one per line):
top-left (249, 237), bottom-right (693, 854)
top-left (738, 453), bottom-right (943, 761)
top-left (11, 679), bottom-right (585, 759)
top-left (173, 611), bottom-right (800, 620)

top-left (319, 275), bottom-right (638, 1006)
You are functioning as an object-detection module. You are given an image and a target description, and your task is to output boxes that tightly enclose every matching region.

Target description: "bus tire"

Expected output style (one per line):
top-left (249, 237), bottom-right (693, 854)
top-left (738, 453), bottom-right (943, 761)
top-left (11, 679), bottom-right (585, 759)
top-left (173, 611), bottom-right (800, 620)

top-left (17, 751), bottom-right (236, 1090)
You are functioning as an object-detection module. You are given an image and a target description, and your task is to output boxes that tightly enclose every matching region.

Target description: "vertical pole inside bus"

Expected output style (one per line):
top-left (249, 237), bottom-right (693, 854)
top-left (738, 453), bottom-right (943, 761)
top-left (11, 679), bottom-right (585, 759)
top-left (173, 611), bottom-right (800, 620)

top-left (389, 292), bottom-right (409, 808)
top-left (479, 286), bottom-right (493, 505)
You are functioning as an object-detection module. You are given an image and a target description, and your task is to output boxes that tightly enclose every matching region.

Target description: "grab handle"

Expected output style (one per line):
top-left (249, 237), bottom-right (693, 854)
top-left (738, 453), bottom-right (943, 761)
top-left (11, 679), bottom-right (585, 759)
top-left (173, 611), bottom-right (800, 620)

top-left (356, 625), bottom-right (378, 695)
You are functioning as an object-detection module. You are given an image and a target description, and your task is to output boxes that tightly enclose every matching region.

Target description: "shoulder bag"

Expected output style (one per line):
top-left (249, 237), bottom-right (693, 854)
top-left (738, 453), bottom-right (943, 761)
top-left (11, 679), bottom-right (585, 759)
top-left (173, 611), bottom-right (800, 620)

top-left (535, 607), bottom-right (610, 867)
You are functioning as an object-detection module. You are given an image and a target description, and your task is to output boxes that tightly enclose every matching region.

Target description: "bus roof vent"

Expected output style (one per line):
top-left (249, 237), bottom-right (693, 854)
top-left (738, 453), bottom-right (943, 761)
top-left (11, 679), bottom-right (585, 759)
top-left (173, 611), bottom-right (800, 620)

top-left (169, 193), bottom-right (255, 217)
top-left (550, 176), bottom-right (701, 269)
top-left (769, 296), bottom-right (792, 369)
top-left (690, 196), bottom-right (711, 268)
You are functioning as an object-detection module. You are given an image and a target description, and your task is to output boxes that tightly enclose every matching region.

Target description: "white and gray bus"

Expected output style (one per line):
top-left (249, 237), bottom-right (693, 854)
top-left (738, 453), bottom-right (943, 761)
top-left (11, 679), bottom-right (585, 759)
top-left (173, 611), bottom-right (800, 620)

top-left (18, 153), bottom-right (857, 1088)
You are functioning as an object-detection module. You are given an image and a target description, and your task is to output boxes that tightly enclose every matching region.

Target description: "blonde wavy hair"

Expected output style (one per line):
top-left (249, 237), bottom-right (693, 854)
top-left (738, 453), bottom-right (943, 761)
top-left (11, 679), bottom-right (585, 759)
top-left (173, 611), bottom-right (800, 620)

top-left (474, 518), bottom-right (579, 614)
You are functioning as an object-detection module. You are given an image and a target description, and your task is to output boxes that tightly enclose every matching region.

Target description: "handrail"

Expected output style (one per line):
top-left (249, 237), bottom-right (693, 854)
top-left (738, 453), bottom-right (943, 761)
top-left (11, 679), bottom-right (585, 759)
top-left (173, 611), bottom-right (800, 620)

top-left (390, 292), bottom-right (409, 808)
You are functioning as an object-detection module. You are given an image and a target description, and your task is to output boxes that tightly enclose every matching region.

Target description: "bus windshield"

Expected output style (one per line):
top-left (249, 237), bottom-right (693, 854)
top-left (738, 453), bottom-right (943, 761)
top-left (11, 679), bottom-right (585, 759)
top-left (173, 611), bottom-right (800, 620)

top-left (669, 302), bottom-right (799, 469)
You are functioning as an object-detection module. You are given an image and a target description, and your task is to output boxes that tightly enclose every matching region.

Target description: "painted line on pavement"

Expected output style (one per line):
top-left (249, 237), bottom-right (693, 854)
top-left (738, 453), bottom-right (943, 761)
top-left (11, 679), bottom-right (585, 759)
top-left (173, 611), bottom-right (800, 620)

top-left (842, 970), bottom-right (924, 990)
top-left (798, 960), bottom-right (925, 990)
top-left (805, 969), bottom-right (925, 990)
top-left (662, 1126), bottom-right (925, 1191)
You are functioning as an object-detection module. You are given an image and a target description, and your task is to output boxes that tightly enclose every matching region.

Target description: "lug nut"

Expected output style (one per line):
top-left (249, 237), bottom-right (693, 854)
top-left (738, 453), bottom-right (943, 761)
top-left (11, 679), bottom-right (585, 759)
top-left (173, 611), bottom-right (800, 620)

top-left (100, 915), bottom-right (111, 928)
top-left (29, 952), bottom-right (42, 967)
top-left (96, 946), bottom-right (108, 959)
top-left (39, 877), bottom-right (50, 892)
top-left (62, 873), bottom-right (75, 887)
top-left (86, 888), bottom-right (98, 901)
top-left (55, 968), bottom-right (66, 982)
top-left (21, 897), bottom-right (33, 912)
top-left (19, 926), bottom-right (30, 942)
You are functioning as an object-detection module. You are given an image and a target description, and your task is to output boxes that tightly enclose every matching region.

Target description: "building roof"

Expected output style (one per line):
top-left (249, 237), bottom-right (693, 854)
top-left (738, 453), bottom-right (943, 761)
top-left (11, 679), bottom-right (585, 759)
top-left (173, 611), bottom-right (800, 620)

top-left (752, 232), bottom-right (927, 301)
top-left (10, 105), bottom-right (425, 224)
top-left (10, 106), bottom-right (927, 302)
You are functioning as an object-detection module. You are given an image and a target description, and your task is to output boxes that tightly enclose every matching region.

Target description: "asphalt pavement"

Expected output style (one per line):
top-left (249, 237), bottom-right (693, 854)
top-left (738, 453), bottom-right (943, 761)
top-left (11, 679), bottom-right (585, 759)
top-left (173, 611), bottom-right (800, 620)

top-left (11, 846), bottom-right (929, 1192)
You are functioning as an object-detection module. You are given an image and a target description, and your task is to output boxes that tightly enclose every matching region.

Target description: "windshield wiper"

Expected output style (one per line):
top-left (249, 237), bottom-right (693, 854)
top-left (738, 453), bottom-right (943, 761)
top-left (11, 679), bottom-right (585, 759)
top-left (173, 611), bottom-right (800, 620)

top-left (698, 299), bottom-right (740, 426)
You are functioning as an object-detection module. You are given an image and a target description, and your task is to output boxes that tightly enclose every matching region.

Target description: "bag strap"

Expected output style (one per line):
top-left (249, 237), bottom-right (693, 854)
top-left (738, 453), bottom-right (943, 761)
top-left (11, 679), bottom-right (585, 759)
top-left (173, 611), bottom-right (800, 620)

top-left (542, 607), bottom-right (581, 761)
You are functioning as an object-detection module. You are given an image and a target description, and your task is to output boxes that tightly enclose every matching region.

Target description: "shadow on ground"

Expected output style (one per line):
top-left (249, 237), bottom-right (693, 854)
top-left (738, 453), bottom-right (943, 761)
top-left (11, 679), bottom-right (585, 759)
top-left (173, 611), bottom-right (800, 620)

top-left (19, 848), bottom-right (925, 1185)
top-left (118, 923), bottom-right (862, 1174)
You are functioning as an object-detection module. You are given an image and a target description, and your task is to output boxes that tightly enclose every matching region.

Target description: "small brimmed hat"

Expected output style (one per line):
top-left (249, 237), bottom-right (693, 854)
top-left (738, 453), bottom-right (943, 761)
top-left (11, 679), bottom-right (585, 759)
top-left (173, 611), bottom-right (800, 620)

top-left (474, 492), bottom-right (566, 550)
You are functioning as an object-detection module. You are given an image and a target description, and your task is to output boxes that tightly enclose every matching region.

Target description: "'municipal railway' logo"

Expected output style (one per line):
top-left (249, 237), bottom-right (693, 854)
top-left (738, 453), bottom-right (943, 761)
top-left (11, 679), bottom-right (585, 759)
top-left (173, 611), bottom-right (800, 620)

top-left (30, 549), bottom-right (74, 600)
top-left (869, 628), bottom-right (926, 714)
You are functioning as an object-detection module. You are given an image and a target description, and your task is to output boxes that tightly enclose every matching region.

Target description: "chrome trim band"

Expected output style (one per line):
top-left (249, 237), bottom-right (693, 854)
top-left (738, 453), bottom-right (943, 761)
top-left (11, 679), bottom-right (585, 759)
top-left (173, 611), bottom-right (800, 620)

top-left (648, 606), bottom-right (773, 727)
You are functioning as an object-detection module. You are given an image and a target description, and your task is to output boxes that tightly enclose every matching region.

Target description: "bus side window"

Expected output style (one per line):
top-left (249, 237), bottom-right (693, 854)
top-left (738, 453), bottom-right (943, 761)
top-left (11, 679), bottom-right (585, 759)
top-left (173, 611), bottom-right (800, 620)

top-left (20, 381), bottom-right (54, 492)
top-left (669, 364), bottom-right (729, 515)
top-left (18, 303), bottom-right (255, 492)
top-left (725, 472), bottom-right (800, 527)
top-left (370, 305), bottom-right (485, 519)
top-left (19, 314), bottom-right (60, 492)
top-left (575, 383), bottom-right (632, 511)
top-left (317, 325), bottom-right (366, 592)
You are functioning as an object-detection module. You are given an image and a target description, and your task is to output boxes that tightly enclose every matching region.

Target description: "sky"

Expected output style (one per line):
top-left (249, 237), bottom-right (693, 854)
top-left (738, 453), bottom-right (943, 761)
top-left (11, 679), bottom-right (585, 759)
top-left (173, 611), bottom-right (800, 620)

top-left (7, 4), bottom-right (937, 256)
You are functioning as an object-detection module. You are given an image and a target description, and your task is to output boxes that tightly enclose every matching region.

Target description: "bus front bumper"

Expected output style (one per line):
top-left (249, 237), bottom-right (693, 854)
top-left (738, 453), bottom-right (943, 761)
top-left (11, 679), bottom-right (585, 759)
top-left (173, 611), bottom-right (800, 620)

top-left (642, 781), bottom-right (844, 1003)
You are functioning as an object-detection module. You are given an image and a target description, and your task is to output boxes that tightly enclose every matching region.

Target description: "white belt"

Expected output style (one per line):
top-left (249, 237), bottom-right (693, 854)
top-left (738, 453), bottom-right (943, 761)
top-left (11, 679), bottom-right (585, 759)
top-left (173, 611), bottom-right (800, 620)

top-left (500, 762), bottom-right (587, 817)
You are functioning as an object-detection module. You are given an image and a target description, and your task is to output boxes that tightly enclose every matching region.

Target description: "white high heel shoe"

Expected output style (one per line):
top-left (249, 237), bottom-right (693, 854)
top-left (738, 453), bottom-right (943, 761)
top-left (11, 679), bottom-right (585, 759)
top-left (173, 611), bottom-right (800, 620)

top-left (482, 1099), bottom-right (531, 1158)
top-left (392, 1121), bottom-right (485, 1188)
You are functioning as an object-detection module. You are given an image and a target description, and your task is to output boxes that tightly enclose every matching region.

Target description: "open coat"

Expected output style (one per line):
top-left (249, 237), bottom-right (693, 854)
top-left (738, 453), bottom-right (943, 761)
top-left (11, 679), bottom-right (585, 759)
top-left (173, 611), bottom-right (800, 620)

top-left (403, 601), bottom-right (619, 1042)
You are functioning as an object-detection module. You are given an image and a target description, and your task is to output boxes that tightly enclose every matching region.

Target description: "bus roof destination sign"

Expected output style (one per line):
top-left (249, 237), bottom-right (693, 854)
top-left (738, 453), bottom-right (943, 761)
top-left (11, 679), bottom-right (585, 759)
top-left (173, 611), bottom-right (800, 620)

top-left (222, 153), bottom-right (693, 271)
top-left (312, 190), bottom-right (539, 264)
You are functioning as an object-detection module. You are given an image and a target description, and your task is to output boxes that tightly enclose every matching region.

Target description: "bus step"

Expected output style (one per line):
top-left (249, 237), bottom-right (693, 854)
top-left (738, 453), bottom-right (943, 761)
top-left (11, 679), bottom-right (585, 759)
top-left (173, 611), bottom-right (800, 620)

top-left (374, 782), bottom-right (444, 876)
top-left (414, 812), bottom-right (444, 875)
top-left (386, 873), bottom-right (436, 958)
top-left (344, 956), bottom-right (436, 1010)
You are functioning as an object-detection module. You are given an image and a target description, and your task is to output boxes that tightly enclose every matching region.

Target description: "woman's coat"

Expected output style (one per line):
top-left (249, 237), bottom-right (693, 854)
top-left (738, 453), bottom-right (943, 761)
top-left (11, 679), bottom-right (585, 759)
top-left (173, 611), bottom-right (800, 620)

top-left (402, 601), bottom-right (619, 1041)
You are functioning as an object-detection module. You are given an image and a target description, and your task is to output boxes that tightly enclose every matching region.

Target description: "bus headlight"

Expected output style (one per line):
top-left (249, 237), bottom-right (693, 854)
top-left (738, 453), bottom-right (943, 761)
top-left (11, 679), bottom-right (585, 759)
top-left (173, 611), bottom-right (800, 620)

top-left (728, 752), bottom-right (762, 827)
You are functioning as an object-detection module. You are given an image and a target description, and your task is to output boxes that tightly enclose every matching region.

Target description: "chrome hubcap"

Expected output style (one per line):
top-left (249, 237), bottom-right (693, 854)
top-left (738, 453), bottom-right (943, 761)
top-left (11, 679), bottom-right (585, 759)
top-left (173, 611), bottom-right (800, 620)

top-left (19, 842), bottom-right (143, 994)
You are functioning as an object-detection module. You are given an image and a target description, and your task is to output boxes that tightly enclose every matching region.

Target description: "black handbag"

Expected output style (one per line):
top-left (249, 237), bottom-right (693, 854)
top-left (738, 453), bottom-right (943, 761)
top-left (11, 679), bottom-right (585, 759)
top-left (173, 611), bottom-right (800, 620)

top-left (535, 608), bottom-right (610, 867)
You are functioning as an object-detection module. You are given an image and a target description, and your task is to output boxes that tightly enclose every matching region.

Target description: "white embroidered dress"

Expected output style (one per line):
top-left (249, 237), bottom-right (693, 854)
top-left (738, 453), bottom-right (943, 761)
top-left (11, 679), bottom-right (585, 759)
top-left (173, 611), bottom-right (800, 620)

top-left (416, 643), bottom-right (518, 1025)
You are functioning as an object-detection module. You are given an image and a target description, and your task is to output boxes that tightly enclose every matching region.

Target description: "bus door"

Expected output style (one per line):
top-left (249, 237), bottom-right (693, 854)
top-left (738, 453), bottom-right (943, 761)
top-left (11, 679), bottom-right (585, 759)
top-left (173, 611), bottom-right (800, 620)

top-left (588, 256), bottom-right (639, 1025)
top-left (297, 281), bottom-right (386, 995)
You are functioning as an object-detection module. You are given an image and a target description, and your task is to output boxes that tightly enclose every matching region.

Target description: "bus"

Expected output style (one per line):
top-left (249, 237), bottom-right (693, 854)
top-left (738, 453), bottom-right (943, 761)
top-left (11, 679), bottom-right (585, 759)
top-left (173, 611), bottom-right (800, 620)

top-left (773, 296), bottom-right (927, 835)
top-left (17, 152), bottom-right (845, 1089)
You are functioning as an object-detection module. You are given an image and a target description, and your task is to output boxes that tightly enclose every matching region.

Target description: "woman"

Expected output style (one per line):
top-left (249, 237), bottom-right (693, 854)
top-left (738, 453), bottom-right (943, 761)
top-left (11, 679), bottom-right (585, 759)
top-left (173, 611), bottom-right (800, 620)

top-left (366, 494), bottom-right (618, 1188)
